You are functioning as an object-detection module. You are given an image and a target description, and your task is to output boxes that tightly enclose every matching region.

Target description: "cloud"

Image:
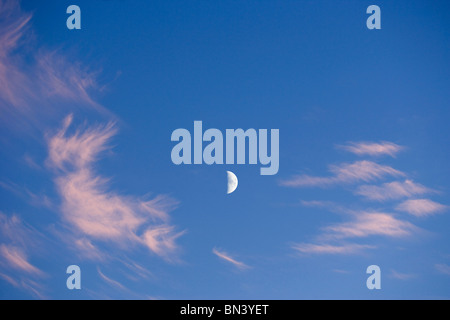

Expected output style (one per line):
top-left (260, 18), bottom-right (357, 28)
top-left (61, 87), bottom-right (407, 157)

top-left (0, 181), bottom-right (53, 209)
top-left (212, 248), bottom-right (250, 270)
top-left (284, 142), bottom-right (445, 258)
top-left (324, 212), bottom-right (417, 239)
top-left (97, 268), bottom-right (127, 291)
top-left (300, 200), bottom-right (350, 214)
top-left (291, 212), bottom-right (417, 256)
top-left (47, 115), bottom-right (183, 260)
top-left (280, 160), bottom-right (404, 187)
top-left (395, 199), bottom-right (447, 217)
top-left (389, 270), bottom-right (417, 280)
top-left (0, 0), bottom-right (32, 109)
top-left (435, 263), bottom-right (450, 276)
top-left (338, 141), bottom-right (403, 157)
top-left (0, 0), bottom-right (105, 127)
top-left (74, 238), bottom-right (105, 261)
top-left (292, 243), bottom-right (374, 255)
top-left (355, 180), bottom-right (431, 201)
top-left (0, 244), bottom-right (42, 275)
top-left (0, 212), bottom-right (45, 297)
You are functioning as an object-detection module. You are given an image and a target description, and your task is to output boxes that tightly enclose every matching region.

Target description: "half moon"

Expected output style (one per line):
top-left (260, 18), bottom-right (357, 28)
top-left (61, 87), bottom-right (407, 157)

top-left (227, 171), bottom-right (238, 194)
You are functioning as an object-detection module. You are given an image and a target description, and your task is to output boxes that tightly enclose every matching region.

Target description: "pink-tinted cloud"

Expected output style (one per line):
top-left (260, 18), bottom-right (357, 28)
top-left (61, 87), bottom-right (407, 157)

top-left (0, 0), bottom-right (105, 126)
top-left (74, 238), bottom-right (105, 261)
top-left (324, 212), bottom-right (417, 239)
top-left (389, 270), bottom-right (417, 280)
top-left (212, 248), bottom-right (250, 270)
top-left (97, 268), bottom-right (127, 291)
top-left (0, 212), bottom-right (45, 297)
top-left (292, 212), bottom-right (417, 256)
top-left (396, 199), bottom-right (447, 217)
top-left (0, 244), bottom-right (42, 275)
top-left (280, 160), bottom-right (404, 187)
top-left (338, 141), bottom-right (404, 157)
top-left (48, 115), bottom-right (183, 260)
top-left (292, 243), bottom-right (374, 255)
top-left (356, 180), bottom-right (431, 201)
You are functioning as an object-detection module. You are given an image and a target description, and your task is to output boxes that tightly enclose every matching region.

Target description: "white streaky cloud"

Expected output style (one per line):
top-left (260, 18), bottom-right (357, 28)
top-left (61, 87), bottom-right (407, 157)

top-left (324, 212), bottom-right (417, 239)
top-left (74, 238), bottom-right (105, 261)
top-left (18, 278), bottom-right (47, 299)
top-left (36, 51), bottom-right (101, 108)
top-left (338, 141), bottom-right (403, 157)
top-left (0, 212), bottom-right (45, 297)
top-left (0, 212), bottom-right (43, 255)
top-left (0, 213), bottom-right (27, 246)
top-left (0, 0), bottom-right (32, 109)
top-left (292, 243), bottom-right (375, 255)
top-left (300, 200), bottom-right (350, 214)
top-left (120, 259), bottom-right (153, 280)
top-left (0, 244), bottom-right (42, 275)
top-left (0, 271), bottom-right (19, 287)
top-left (330, 161), bottom-right (403, 183)
top-left (396, 199), bottom-right (447, 217)
top-left (390, 270), bottom-right (416, 280)
top-left (332, 269), bottom-right (350, 274)
top-left (356, 180), bottom-right (431, 201)
top-left (280, 160), bottom-right (404, 187)
top-left (48, 115), bottom-right (182, 259)
top-left (0, 181), bottom-right (53, 209)
top-left (97, 268), bottom-right (127, 291)
top-left (0, 0), bottom-right (106, 127)
top-left (435, 264), bottom-right (450, 275)
top-left (212, 248), bottom-right (250, 270)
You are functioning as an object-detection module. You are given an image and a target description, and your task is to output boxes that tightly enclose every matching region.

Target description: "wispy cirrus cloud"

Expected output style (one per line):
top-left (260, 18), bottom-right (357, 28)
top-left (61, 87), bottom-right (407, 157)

top-left (324, 212), bottom-right (417, 239)
top-left (435, 263), bottom-right (450, 276)
top-left (355, 180), bottom-right (431, 201)
top-left (97, 267), bottom-right (127, 291)
top-left (0, 244), bottom-right (42, 275)
top-left (280, 160), bottom-right (404, 187)
top-left (389, 270), bottom-right (417, 280)
top-left (337, 141), bottom-right (404, 157)
top-left (291, 211), bottom-right (419, 256)
top-left (0, 0), bottom-right (106, 128)
top-left (0, 212), bottom-right (45, 298)
top-left (212, 248), bottom-right (250, 270)
top-left (284, 141), bottom-right (437, 257)
top-left (292, 243), bottom-right (374, 255)
top-left (395, 199), bottom-right (447, 217)
top-left (47, 115), bottom-right (183, 260)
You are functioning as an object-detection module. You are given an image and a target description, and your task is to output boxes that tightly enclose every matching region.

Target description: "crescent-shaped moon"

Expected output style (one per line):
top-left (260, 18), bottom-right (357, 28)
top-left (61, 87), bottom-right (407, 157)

top-left (227, 171), bottom-right (238, 194)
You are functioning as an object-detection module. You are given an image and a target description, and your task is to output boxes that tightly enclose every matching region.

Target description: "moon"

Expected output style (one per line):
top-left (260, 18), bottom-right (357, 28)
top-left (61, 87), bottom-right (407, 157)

top-left (227, 171), bottom-right (238, 194)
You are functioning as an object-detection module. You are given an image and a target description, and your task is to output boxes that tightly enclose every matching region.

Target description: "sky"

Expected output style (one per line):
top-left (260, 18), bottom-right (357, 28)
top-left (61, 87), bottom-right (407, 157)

top-left (1, 0), bottom-right (450, 299)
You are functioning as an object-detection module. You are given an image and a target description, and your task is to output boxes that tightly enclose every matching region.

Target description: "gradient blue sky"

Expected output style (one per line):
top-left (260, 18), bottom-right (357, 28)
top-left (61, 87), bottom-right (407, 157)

top-left (1, 0), bottom-right (450, 299)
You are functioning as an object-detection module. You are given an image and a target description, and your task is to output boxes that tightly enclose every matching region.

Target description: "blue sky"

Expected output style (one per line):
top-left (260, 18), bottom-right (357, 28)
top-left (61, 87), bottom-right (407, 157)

top-left (1, 0), bottom-right (450, 299)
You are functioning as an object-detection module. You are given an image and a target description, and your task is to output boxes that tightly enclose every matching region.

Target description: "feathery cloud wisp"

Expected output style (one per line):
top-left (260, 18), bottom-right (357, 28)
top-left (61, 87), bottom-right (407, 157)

top-left (324, 212), bottom-right (417, 239)
top-left (0, 0), bottom-right (104, 126)
top-left (0, 244), bottom-right (42, 275)
top-left (355, 180), bottom-right (431, 201)
top-left (292, 243), bottom-right (374, 255)
top-left (212, 248), bottom-right (250, 270)
top-left (280, 160), bottom-right (404, 187)
top-left (390, 270), bottom-right (417, 280)
top-left (48, 115), bottom-right (183, 260)
top-left (395, 199), bottom-right (447, 217)
top-left (435, 264), bottom-right (450, 276)
top-left (97, 268), bottom-right (127, 291)
top-left (338, 141), bottom-right (404, 157)
top-left (0, 212), bottom-right (45, 297)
